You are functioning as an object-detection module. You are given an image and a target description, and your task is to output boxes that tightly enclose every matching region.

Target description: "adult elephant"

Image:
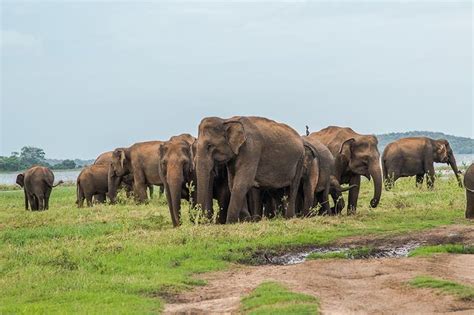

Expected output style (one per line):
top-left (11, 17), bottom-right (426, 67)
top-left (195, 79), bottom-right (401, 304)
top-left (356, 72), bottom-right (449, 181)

top-left (309, 126), bottom-right (382, 214)
top-left (464, 163), bottom-right (474, 219)
top-left (195, 116), bottom-right (305, 223)
top-left (108, 141), bottom-right (163, 203)
top-left (158, 134), bottom-right (196, 227)
top-left (382, 137), bottom-right (462, 189)
top-left (16, 166), bottom-right (63, 210)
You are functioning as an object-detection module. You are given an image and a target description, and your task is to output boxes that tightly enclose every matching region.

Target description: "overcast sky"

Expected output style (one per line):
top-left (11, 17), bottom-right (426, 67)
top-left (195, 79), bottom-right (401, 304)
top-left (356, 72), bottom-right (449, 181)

top-left (1, 1), bottom-right (472, 159)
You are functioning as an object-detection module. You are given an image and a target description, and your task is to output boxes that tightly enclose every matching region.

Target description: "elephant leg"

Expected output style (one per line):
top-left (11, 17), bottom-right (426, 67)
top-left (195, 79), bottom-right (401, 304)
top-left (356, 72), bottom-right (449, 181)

top-left (264, 193), bottom-right (277, 219)
top-left (23, 190), bottom-right (29, 210)
top-left (302, 180), bottom-right (317, 217)
top-left (348, 176), bottom-right (361, 215)
top-left (31, 194), bottom-right (39, 211)
top-left (45, 188), bottom-right (52, 210)
top-left (426, 167), bottom-right (436, 189)
top-left (226, 165), bottom-right (257, 224)
top-left (286, 158), bottom-right (305, 219)
top-left (37, 195), bottom-right (45, 211)
top-left (86, 193), bottom-right (93, 207)
top-left (148, 185), bottom-right (154, 199)
top-left (239, 196), bottom-right (252, 221)
top-left (416, 174), bottom-right (424, 188)
top-left (95, 194), bottom-right (106, 203)
top-left (133, 172), bottom-right (148, 203)
top-left (248, 188), bottom-right (262, 219)
top-left (320, 188), bottom-right (331, 215)
top-left (216, 185), bottom-right (230, 224)
top-left (466, 191), bottom-right (474, 219)
top-left (330, 189), bottom-right (343, 215)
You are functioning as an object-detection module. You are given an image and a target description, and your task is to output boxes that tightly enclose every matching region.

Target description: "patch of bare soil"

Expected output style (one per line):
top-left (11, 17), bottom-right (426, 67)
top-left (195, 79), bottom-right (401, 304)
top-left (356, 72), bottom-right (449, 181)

top-left (164, 225), bottom-right (474, 314)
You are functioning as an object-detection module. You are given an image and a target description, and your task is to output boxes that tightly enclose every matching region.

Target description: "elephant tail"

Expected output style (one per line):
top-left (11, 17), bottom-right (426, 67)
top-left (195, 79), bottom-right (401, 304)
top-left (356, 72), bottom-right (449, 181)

top-left (52, 180), bottom-right (64, 188)
top-left (44, 179), bottom-right (64, 188)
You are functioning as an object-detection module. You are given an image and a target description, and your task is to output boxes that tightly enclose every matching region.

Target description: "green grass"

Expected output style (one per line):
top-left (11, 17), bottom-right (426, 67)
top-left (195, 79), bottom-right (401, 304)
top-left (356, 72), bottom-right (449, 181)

top-left (307, 247), bottom-right (378, 260)
top-left (409, 276), bottom-right (474, 301)
top-left (241, 282), bottom-right (319, 314)
top-left (0, 176), bottom-right (471, 313)
top-left (409, 244), bottom-right (474, 257)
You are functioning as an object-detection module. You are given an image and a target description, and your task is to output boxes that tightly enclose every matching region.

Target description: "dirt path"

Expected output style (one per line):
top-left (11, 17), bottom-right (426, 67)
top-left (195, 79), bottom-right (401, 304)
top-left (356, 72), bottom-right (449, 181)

top-left (164, 225), bottom-right (474, 314)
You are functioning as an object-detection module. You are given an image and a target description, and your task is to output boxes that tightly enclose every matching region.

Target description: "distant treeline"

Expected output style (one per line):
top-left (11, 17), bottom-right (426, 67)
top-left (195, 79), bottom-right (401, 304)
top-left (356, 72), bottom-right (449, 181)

top-left (1, 132), bottom-right (472, 172)
top-left (0, 146), bottom-right (92, 172)
top-left (376, 131), bottom-right (474, 154)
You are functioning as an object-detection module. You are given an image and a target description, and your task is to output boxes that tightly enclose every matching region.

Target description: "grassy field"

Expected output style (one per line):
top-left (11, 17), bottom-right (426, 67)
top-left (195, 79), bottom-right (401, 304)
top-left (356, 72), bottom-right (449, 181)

top-left (0, 175), bottom-right (471, 313)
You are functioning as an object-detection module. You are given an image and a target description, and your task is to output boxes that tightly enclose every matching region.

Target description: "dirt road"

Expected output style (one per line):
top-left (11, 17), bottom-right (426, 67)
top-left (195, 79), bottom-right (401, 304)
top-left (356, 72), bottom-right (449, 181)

top-left (165, 225), bottom-right (474, 314)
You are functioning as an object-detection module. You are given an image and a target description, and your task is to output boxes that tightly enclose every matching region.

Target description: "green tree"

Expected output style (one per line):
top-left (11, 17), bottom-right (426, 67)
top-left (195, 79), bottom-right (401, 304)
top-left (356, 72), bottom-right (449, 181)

top-left (20, 146), bottom-right (46, 165)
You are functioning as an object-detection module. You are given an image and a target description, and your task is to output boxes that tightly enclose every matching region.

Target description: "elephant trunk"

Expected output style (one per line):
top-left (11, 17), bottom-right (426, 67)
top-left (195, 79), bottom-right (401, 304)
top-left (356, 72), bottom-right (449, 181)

top-left (107, 167), bottom-right (120, 204)
top-left (369, 161), bottom-right (382, 208)
top-left (448, 154), bottom-right (462, 187)
top-left (196, 156), bottom-right (213, 213)
top-left (166, 166), bottom-right (184, 227)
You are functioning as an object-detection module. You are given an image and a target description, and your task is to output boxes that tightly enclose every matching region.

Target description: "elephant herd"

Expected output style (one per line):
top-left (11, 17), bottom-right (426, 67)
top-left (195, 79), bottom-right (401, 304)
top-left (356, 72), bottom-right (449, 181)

top-left (15, 116), bottom-right (473, 221)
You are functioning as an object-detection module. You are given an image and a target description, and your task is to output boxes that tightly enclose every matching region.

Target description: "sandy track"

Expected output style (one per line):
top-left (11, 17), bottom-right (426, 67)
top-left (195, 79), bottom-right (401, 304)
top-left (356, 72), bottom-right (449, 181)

top-left (164, 225), bottom-right (474, 314)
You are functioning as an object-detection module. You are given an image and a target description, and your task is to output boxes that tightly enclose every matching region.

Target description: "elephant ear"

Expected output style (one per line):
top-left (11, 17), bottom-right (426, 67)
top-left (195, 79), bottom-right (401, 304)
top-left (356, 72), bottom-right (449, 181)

top-left (339, 138), bottom-right (355, 159)
top-left (158, 144), bottom-right (168, 159)
top-left (224, 120), bottom-right (246, 155)
top-left (113, 149), bottom-right (127, 169)
top-left (434, 141), bottom-right (447, 157)
top-left (16, 174), bottom-right (25, 187)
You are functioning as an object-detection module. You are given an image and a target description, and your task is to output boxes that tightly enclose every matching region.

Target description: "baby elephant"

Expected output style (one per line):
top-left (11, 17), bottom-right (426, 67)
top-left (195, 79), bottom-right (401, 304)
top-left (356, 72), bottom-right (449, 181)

top-left (465, 163), bottom-right (474, 219)
top-left (16, 166), bottom-right (63, 211)
top-left (76, 164), bottom-right (109, 207)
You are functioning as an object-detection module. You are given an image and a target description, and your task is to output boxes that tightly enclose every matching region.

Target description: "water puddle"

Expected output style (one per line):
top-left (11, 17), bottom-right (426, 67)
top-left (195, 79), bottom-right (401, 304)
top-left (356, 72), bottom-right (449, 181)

top-left (265, 241), bottom-right (422, 265)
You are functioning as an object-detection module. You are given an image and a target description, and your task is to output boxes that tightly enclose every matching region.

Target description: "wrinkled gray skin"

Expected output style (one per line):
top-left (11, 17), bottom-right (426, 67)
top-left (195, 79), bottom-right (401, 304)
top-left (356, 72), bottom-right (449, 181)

top-left (195, 116), bottom-right (305, 223)
top-left (382, 137), bottom-right (462, 189)
top-left (108, 141), bottom-right (163, 203)
top-left (76, 164), bottom-right (109, 207)
top-left (310, 126), bottom-right (383, 214)
top-left (16, 166), bottom-right (63, 211)
top-left (464, 163), bottom-right (474, 219)
top-left (158, 134), bottom-right (196, 227)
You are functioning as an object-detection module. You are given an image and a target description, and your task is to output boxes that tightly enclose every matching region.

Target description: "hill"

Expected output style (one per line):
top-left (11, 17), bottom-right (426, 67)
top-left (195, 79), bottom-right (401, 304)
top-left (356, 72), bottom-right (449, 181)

top-left (376, 131), bottom-right (473, 154)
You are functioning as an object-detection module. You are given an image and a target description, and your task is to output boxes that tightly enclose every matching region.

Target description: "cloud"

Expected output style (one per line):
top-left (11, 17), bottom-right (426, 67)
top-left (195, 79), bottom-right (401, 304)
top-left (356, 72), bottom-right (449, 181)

top-left (1, 29), bottom-right (42, 51)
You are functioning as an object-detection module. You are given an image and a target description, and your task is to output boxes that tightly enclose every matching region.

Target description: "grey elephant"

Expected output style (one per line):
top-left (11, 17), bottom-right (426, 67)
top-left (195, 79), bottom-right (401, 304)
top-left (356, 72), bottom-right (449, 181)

top-left (16, 166), bottom-right (63, 210)
top-left (195, 116), bottom-right (305, 223)
top-left (464, 163), bottom-right (474, 219)
top-left (382, 137), bottom-right (461, 189)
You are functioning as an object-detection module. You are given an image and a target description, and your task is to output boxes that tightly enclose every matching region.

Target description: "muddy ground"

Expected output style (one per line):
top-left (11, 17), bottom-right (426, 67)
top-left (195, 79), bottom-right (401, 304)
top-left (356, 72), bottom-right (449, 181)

top-left (164, 225), bottom-right (474, 314)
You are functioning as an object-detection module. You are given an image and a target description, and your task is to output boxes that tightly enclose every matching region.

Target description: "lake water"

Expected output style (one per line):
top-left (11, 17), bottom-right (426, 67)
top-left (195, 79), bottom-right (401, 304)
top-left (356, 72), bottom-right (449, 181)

top-left (0, 169), bottom-right (81, 185)
top-left (1, 154), bottom-right (473, 185)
